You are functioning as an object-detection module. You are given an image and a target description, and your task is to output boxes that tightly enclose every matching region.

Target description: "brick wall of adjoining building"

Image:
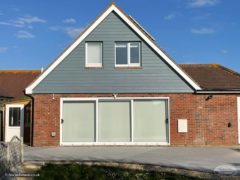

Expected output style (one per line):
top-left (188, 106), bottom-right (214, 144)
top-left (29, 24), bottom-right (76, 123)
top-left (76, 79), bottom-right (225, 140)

top-left (31, 93), bottom-right (239, 146)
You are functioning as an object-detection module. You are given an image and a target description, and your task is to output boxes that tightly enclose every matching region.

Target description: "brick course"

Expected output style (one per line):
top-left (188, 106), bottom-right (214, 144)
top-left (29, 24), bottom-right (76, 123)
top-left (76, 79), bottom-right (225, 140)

top-left (31, 93), bottom-right (239, 146)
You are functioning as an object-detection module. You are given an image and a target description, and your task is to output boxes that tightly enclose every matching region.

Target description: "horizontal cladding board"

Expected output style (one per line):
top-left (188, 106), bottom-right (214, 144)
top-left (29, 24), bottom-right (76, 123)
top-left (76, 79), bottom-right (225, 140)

top-left (35, 83), bottom-right (189, 87)
top-left (36, 83), bottom-right (188, 87)
top-left (42, 73), bottom-right (181, 77)
top-left (35, 90), bottom-right (190, 93)
top-left (33, 12), bottom-right (193, 93)
top-left (39, 77), bottom-right (185, 82)
top-left (34, 86), bottom-right (191, 93)
top-left (86, 37), bottom-right (140, 40)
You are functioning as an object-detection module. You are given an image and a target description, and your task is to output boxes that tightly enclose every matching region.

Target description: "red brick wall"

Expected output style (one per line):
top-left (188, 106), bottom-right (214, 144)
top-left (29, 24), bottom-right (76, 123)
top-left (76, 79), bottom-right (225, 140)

top-left (32, 93), bottom-right (239, 146)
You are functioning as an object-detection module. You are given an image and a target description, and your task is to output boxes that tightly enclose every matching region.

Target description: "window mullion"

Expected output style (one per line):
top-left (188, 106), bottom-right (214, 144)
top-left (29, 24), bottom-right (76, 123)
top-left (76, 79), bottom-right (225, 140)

top-left (128, 43), bottom-right (130, 65)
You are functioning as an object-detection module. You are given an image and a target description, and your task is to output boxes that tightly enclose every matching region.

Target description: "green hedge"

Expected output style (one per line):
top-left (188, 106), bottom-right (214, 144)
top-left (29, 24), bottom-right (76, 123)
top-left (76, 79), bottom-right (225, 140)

top-left (35, 163), bottom-right (200, 180)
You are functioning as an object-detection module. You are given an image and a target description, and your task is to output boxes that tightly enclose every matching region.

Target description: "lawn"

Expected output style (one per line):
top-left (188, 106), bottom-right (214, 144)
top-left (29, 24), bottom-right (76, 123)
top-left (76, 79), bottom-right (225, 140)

top-left (34, 163), bottom-right (202, 180)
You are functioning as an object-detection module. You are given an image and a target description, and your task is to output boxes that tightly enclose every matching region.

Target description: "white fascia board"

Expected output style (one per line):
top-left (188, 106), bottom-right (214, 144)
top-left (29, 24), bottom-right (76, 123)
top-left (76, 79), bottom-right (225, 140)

top-left (25, 4), bottom-right (201, 94)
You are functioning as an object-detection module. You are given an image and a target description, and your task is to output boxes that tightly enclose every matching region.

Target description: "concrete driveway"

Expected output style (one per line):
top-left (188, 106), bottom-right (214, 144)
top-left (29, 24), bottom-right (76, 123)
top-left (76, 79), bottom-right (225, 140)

top-left (24, 146), bottom-right (240, 174)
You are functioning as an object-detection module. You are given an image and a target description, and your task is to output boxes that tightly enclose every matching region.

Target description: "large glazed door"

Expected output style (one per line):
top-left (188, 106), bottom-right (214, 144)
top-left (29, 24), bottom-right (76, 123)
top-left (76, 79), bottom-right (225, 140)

top-left (133, 100), bottom-right (168, 143)
top-left (62, 101), bottom-right (95, 143)
top-left (61, 99), bottom-right (169, 145)
top-left (98, 101), bottom-right (131, 142)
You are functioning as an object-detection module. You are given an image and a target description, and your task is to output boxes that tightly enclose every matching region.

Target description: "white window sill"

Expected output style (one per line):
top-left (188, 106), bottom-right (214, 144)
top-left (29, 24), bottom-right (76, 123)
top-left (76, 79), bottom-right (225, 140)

top-left (115, 64), bottom-right (141, 68)
top-left (85, 64), bottom-right (103, 68)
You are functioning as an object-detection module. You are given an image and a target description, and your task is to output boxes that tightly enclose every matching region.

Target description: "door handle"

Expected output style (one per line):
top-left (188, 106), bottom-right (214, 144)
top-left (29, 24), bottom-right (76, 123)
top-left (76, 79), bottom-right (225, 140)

top-left (61, 119), bottom-right (64, 124)
top-left (165, 118), bottom-right (169, 124)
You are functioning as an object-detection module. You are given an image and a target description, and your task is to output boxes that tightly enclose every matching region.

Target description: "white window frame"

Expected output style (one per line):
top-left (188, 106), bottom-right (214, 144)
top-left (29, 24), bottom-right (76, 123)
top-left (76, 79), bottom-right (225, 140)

top-left (60, 97), bottom-right (170, 146)
top-left (115, 42), bottom-right (141, 67)
top-left (85, 42), bottom-right (103, 67)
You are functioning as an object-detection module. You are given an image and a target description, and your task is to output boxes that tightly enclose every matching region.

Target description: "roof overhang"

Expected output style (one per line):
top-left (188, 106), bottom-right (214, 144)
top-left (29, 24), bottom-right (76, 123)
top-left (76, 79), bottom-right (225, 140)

top-left (25, 3), bottom-right (201, 94)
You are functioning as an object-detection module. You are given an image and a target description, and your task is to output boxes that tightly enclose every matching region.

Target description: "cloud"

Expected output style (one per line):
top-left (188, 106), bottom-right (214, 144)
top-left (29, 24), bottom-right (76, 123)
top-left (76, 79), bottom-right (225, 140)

top-left (0, 22), bottom-right (15, 26)
top-left (0, 15), bottom-right (46, 28)
top-left (63, 18), bottom-right (76, 24)
top-left (49, 25), bottom-right (84, 38)
top-left (64, 27), bottom-right (84, 38)
top-left (0, 47), bottom-right (8, 53)
top-left (17, 15), bottom-right (46, 24)
top-left (193, 13), bottom-right (211, 20)
top-left (12, 7), bottom-right (20, 12)
top-left (191, 27), bottom-right (215, 34)
top-left (164, 13), bottom-right (176, 20)
top-left (221, 49), bottom-right (228, 54)
top-left (15, 31), bottom-right (35, 39)
top-left (181, 61), bottom-right (198, 64)
top-left (48, 26), bottom-right (61, 31)
top-left (188, 0), bottom-right (219, 8)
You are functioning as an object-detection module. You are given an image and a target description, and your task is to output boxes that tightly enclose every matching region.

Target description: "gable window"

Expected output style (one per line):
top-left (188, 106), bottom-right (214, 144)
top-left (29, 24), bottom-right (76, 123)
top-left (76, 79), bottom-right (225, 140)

top-left (115, 42), bottom-right (141, 67)
top-left (85, 42), bottom-right (102, 67)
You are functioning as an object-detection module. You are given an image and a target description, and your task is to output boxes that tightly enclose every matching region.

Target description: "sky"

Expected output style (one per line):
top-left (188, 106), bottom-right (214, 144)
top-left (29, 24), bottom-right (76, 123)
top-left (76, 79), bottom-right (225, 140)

top-left (0, 0), bottom-right (239, 72)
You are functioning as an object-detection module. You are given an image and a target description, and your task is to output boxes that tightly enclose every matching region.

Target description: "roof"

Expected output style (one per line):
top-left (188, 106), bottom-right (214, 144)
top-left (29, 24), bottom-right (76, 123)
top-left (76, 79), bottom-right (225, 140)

top-left (0, 70), bottom-right (41, 100)
top-left (180, 64), bottom-right (240, 90)
top-left (25, 2), bottom-right (201, 94)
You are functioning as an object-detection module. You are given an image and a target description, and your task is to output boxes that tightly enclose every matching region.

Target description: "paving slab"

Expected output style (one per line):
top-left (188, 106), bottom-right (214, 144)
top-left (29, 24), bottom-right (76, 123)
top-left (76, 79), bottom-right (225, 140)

top-left (24, 146), bottom-right (240, 174)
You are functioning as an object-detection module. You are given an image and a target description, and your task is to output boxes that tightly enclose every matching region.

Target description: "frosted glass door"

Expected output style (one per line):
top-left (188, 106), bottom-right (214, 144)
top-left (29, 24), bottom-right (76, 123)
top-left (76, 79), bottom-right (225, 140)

top-left (98, 101), bottom-right (131, 142)
top-left (133, 100), bottom-right (168, 142)
top-left (62, 101), bottom-right (95, 142)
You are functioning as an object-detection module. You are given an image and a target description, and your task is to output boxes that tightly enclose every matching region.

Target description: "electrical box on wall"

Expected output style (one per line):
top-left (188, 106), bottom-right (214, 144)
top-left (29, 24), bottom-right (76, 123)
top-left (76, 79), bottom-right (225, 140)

top-left (51, 131), bottom-right (56, 137)
top-left (178, 119), bottom-right (188, 133)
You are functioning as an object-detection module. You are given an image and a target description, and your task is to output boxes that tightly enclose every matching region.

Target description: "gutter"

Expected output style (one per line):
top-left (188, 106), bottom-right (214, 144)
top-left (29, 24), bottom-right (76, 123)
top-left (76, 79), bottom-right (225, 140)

top-left (196, 89), bottom-right (240, 94)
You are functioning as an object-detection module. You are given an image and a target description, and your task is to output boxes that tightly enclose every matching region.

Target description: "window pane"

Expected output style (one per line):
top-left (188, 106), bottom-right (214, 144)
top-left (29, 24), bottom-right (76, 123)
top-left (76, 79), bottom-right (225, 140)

top-left (9, 107), bottom-right (21, 126)
top-left (86, 42), bottom-right (102, 64)
top-left (133, 100), bottom-right (168, 142)
top-left (116, 43), bottom-right (128, 65)
top-left (98, 101), bottom-right (131, 142)
top-left (62, 101), bottom-right (95, 142)
top-left (130, 43), bottom-right (140, 64)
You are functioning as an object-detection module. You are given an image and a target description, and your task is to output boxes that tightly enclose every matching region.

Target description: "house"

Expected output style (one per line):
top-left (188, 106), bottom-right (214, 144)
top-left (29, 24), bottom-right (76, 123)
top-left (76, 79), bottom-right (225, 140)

top-left (1, 3), bottom-right (239, 146)
top-left (0, 70), bottom-right (40, 144)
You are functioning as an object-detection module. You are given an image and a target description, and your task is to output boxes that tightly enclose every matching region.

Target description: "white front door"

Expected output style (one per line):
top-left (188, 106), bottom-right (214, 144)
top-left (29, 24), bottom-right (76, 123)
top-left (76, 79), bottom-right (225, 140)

top-left (5, 104), bottom-right (24, 142)
top-left (238, 97), bottom-right (240, 144)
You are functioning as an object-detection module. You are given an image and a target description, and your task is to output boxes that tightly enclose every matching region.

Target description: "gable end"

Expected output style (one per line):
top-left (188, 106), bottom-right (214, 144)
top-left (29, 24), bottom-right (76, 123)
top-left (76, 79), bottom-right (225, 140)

top-left (25, 3), bottom-right (201, 94)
